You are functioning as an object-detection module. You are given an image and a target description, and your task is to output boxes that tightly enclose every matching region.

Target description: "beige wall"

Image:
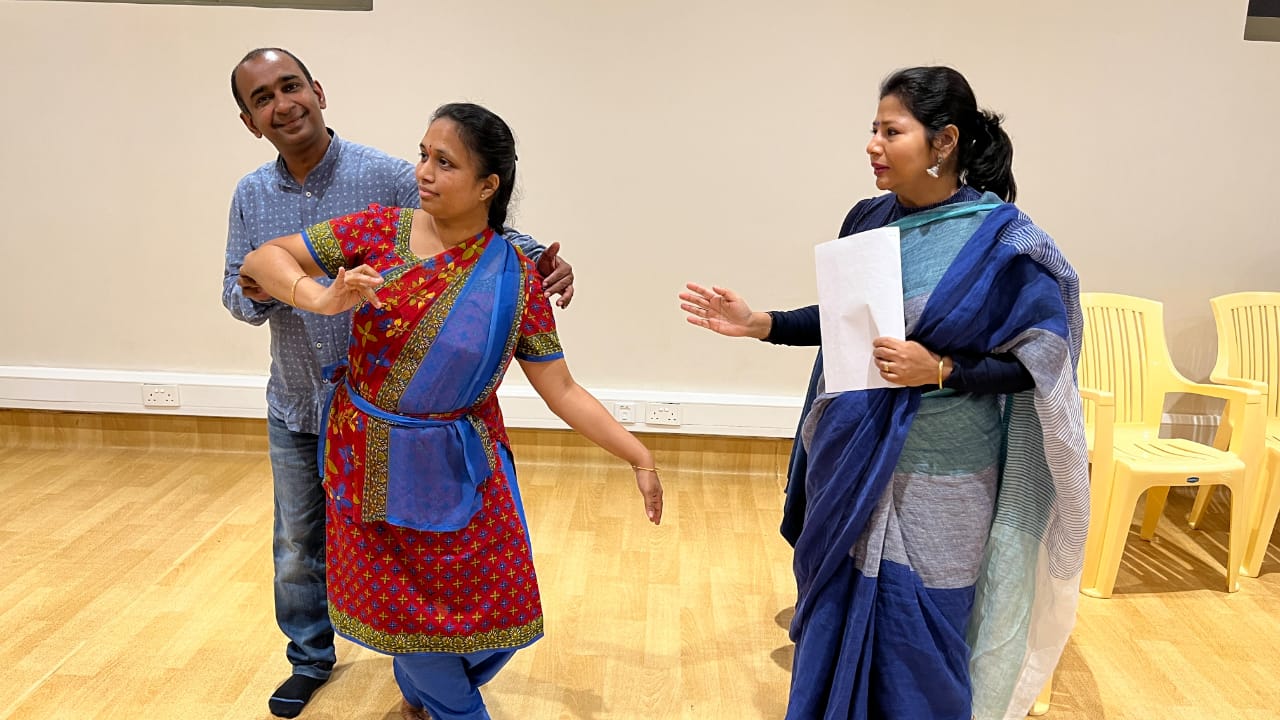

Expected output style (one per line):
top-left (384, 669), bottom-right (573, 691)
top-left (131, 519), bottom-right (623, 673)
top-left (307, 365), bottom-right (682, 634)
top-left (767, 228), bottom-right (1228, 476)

top-left (1, 0), bottom-right (1276, 401)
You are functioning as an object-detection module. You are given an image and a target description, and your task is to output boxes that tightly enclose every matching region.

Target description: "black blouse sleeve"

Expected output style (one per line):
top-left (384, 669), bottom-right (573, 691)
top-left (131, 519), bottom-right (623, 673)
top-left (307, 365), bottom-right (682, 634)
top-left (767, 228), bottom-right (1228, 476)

top-left (946, 352), bottom-right (1035, 394)
top-left (764, 305), bottom-right (821, 346)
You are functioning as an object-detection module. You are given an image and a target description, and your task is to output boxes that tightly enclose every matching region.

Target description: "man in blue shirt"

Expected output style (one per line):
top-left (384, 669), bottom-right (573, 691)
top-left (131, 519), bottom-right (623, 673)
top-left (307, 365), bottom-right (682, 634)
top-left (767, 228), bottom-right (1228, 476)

top-left (222, 47), bottom-right (574, 718)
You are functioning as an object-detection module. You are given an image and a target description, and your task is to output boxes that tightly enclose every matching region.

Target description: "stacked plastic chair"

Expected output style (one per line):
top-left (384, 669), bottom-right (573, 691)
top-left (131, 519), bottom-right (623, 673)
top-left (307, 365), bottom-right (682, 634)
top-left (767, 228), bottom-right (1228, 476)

top-left (1186, 293), bottom-right (1280, 577)
top-left (1077, 293), bottom-right (1265, 598)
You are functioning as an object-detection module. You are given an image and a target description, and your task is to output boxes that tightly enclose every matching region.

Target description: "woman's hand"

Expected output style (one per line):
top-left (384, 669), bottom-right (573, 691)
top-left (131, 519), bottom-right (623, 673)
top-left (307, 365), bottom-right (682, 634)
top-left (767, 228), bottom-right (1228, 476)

top-left (634, 468), bottom-right (664, 525)
top-left (308, 266), bottom-right (384, 315)
top-left (679, 282), bottom-right (771, 339)
top-left (872, 337), bottom-right (949, 388)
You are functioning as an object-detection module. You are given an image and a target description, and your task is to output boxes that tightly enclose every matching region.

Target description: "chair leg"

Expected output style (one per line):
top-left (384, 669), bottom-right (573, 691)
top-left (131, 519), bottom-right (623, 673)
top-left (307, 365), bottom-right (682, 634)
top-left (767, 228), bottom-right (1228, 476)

top-left (1081, 462), bottom-right (1115, 592)
top-left (1226, 481), bottom-right (1247, 593)
top-left (1140, 487), bottom-right (1171, 539)
top-left (1029, 672), bottom-right (1054, 716)
top-left (1083, 477), bottom-right (1142, 599)
top-left (1188, 485), bottom-right (1215, 529)
top-left (1244, 460), bottom-right (1280, 578)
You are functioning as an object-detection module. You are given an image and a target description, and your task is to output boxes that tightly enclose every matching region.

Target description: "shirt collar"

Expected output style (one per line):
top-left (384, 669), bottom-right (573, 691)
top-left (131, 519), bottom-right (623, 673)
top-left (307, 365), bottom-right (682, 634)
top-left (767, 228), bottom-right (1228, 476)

top-left (273, 128), bottom-right (343, 193)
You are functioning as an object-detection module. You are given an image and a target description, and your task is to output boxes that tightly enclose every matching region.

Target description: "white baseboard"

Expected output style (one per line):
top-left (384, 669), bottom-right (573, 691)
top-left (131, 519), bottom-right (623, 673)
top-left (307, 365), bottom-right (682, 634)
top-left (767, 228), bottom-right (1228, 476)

top-left (0, 366), bottom-right (803, 438)
top-left (0, 366), bottom-right (1221, 441)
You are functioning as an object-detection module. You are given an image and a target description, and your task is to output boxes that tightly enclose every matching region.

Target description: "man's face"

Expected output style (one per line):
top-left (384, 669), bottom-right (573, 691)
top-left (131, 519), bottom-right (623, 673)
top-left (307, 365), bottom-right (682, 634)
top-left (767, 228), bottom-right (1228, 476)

top-left (234, 51), bottom-right (328, 153)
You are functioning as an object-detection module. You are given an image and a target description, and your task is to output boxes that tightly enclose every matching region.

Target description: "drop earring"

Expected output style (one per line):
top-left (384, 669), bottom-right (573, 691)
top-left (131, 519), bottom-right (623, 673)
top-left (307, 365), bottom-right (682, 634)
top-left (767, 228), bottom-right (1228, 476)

top-left (926, 156), bottom-right (941, 178)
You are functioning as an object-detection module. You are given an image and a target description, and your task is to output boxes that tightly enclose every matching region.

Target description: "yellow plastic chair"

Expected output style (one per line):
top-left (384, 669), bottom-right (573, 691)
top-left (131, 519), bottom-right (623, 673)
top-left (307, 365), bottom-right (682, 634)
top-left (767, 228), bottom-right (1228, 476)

top-left (1028, 674), bottom-right (1054, 716)
top-left (1187, 292), bottom-right (1280, 577)
top-left (1077, 293), bottom-right (1264, 598)
top-left (1244, 442), bottom-right (1280, 576)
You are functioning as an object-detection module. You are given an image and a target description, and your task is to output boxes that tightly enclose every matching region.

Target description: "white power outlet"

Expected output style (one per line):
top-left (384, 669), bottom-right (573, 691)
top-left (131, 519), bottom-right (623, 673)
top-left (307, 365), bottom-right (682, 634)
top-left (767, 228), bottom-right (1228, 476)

top-left (646, 402), bottom-right (682, 426)
top-left (614, 401), bottom-right (639, 423)
top-left (142, 384), bottom-right (180, 408)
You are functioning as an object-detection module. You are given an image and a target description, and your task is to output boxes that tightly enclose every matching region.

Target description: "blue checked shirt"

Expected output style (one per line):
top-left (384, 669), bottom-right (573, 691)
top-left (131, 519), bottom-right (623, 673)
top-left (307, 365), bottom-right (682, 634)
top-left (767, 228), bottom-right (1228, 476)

top-left (222, 130), bottom-right (543, 434)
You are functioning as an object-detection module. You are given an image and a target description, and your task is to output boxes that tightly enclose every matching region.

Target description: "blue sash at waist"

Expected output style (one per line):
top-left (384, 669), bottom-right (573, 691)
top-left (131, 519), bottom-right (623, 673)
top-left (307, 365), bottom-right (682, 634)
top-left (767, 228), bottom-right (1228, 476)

top-left (344, 378), bottom-right (490, 532)
top-left (320, 371), bottom-right (492, 532)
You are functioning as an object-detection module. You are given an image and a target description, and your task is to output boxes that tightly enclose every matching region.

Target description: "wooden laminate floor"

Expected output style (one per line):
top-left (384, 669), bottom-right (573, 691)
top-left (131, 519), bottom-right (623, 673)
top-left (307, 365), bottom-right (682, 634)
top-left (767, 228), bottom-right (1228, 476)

top-left (2, 417), bottom-right (1279, 719)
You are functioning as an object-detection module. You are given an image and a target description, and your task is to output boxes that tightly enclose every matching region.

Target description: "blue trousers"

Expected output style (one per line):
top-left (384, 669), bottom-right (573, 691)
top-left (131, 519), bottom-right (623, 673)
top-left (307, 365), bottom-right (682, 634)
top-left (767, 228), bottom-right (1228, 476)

top-left (394, 650), bottom-right (517, 720)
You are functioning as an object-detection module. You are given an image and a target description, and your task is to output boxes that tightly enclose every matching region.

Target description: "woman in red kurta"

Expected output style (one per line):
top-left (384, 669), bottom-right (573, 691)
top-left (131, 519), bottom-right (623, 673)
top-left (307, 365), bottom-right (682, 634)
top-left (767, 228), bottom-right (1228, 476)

top-left (244, 103), bottom-right (663, 720)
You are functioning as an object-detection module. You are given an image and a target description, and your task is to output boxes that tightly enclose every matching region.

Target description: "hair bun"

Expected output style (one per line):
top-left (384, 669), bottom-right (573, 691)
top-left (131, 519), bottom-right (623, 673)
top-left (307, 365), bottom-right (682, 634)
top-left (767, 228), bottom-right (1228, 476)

top-left (978, 109), bottom-right (1004, 135)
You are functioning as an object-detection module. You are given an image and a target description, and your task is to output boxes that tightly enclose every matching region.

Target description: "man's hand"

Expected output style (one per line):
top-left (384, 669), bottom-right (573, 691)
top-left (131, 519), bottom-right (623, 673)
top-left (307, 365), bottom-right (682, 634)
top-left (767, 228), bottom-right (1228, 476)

top-left (535, 242), bottom-right (575, 309)
top-left (238, 273), bottom-right (274, 303)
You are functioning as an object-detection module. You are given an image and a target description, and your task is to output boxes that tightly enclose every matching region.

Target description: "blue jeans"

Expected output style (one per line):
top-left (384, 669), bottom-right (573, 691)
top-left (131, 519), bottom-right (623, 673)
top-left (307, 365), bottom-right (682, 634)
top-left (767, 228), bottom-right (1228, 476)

top-left (267, 414), bottom-right (334, 680)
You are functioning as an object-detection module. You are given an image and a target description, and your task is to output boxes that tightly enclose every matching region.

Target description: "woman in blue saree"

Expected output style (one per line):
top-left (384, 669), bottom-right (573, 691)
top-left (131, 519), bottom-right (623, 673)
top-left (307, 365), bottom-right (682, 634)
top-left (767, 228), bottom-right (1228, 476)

top-left (681, 67), bottom-right (1089, 719)
top-left (245, 103), bottom-right (664, 720)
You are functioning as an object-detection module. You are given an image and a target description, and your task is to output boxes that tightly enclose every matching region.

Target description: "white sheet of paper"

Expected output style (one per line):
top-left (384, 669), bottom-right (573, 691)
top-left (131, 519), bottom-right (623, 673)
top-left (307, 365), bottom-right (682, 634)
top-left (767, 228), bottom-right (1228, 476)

top-left (815, 226), bottom-right (906, 392)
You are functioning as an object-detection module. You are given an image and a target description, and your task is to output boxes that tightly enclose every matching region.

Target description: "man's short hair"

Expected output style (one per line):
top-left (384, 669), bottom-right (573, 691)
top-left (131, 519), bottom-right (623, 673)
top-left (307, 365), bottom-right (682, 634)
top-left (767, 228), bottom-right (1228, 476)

top-left (230, 47), bottom-right (315, 114)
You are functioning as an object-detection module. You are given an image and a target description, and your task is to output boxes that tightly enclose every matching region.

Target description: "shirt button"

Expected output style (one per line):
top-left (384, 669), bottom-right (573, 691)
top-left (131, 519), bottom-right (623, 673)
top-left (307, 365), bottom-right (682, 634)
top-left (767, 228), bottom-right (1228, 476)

top-left (305, 191), bottom-right (313, 198)
top-left (315, 342), bottom-right (323, 349)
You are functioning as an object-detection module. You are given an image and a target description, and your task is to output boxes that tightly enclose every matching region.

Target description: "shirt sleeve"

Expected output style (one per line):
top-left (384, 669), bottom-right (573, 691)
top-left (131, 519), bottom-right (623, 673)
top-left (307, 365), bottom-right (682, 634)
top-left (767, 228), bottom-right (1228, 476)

top-left (393, 159), bottom-right (420, 208)
top-left (515, 264), bottom-right (564, 362)
top-left (302, 204), bottom-right (399, 277)
top-left (221, 187), bottom-right (285, 326)
top-left (503, 226), bottom-right (545, 262)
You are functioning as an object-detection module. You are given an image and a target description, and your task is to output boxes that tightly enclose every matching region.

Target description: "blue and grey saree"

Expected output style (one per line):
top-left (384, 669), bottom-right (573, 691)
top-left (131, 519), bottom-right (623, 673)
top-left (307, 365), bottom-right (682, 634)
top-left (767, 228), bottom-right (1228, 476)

top-left (788, 197), bottom-right (1089, 720)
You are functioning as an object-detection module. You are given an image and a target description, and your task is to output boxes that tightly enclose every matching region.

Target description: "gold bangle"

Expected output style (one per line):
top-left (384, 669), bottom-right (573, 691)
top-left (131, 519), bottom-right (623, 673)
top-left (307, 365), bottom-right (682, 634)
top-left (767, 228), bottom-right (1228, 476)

top-left (631, 465), bottom-right (659, 473)
top-left (938, 358), bottom-right (945, 389)
top-left (289, 274), bottom-right (308, 308)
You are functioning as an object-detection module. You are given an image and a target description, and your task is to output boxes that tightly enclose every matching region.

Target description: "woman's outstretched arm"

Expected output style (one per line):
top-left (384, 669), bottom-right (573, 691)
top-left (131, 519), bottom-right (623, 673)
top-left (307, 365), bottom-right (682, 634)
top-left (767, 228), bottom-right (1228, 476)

top-left (519, 357), bottom-right (663, 525)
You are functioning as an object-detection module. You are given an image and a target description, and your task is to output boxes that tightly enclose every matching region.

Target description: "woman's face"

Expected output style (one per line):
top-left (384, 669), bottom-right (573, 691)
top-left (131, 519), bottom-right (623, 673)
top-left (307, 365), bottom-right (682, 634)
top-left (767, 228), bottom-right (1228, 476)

top-left (416, 119), bottom-right (495, 221)
top-left (865, 94), bottom-right (934, 198)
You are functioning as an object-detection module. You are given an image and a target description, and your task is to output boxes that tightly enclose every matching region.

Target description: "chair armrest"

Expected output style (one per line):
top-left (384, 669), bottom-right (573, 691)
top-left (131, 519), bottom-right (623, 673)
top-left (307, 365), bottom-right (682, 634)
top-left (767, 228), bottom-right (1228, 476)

top-left (1209, 374), bottom-right (1268, 395)
top-left (1170, 379), bottom-right (1260, 407)
top-left (1171, 380), bottom-right (1263, 457)
top-left (1208, 378), bottom-right (1270, 438)
top-left (1080, 386), bottom-right (1116, 462)
top-left (1079, 387), bottom-right (1114, 406)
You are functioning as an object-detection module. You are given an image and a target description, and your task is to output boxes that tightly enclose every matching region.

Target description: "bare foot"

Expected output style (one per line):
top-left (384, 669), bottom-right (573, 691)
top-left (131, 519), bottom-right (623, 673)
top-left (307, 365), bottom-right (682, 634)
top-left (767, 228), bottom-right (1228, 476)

top-left (399, 698), bottom-right (431, 720)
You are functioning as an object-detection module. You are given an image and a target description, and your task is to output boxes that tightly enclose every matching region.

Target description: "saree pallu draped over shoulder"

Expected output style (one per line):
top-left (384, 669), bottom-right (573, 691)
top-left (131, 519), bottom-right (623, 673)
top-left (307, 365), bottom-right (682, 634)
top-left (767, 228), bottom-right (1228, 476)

top-left (302, 205), bottom-right (564, 656)
top-left (788, 197), bottom-right (1089, 720)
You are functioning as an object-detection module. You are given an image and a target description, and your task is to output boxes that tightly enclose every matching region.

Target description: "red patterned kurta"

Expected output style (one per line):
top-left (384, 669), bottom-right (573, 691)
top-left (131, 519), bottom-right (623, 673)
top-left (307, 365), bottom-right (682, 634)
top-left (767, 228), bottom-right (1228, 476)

top-left (303, 204), bottom-right (563, 654)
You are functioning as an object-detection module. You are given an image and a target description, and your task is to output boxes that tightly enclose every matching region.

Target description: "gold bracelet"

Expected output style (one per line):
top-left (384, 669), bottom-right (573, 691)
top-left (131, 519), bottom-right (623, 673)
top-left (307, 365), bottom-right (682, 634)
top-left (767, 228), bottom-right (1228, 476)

top-left (631, 465), bottom-right (659, 473)
top-left (938, 358), bottom-right (945, 389)
top-left (289, 274), bottom-right (308, 308)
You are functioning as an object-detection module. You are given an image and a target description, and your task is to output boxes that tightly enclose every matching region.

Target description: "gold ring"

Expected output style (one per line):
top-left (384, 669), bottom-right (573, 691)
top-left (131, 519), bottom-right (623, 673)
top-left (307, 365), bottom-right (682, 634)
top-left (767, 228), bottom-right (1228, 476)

top-left (882, 361), bottom-right (892, 372)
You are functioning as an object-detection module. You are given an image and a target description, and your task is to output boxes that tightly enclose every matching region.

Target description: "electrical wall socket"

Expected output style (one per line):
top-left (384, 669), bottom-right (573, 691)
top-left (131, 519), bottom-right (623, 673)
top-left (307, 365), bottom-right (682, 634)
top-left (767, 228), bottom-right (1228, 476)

top-left (646, 402), bottom-right (682, 426)
top-left (614, 401), bottom-right (639, 423)
top-left (142, 384), bottom-right (180, 408)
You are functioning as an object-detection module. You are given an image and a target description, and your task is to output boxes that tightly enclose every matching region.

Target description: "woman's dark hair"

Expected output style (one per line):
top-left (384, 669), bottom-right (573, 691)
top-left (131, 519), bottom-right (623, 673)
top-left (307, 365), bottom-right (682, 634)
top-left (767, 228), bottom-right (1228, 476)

top-left (431, 103), bottom-right (518, 233)
top-left (879, 66), bottom-right (1017, 202)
